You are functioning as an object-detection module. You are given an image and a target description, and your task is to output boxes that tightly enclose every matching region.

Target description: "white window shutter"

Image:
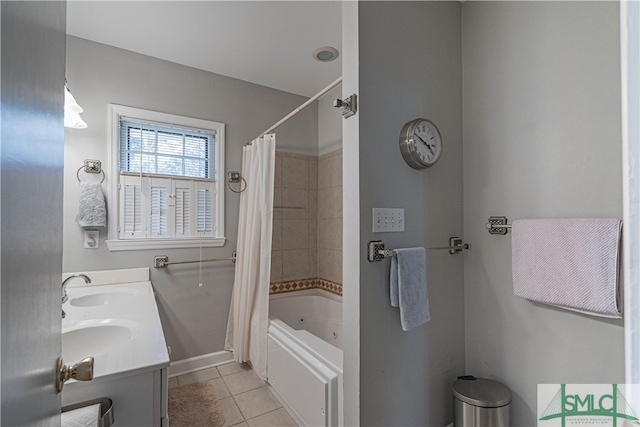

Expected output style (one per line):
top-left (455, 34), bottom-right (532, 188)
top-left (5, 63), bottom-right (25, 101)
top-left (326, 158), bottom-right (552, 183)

top-left (149, 177), bottom-right (170, 238)
top-left (120, 175), bottom-right (144, 239)
top-left (174, 179), bottom-right (193, 237)
top-left (196, 181), bottom-right (214, 237)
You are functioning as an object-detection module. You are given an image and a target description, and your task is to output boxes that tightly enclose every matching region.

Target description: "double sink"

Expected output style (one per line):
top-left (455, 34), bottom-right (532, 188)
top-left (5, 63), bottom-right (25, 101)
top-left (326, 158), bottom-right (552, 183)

top-left (62, 278), bottom-right (169, 381)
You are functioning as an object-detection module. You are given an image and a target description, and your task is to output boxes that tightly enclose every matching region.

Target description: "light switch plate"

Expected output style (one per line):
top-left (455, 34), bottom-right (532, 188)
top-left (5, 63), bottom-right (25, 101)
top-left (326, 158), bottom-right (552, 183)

top-left (372, 208), bottom-right (405, 233)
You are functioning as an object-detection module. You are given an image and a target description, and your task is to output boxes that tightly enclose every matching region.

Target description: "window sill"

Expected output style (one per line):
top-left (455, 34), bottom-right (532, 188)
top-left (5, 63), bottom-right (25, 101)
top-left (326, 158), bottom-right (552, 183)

top-left (106, 237), bottom-right (226, 251)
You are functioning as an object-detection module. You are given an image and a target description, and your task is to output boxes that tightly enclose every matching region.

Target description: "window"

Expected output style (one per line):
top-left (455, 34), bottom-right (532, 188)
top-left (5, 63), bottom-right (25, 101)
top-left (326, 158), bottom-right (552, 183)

top-left (107, 105), bottom-right (225, 251)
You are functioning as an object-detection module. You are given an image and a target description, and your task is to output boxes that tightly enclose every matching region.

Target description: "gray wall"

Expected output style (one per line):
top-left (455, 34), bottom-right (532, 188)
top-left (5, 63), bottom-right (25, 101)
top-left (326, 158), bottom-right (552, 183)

top-left (63, 36), bottom-right (317, 362)
top-left (462, 2), bottom-right (623, 425)
top-left (357, 2), bottom-right (464, 425)
top-left (1, 2), bottom-right (66, 424)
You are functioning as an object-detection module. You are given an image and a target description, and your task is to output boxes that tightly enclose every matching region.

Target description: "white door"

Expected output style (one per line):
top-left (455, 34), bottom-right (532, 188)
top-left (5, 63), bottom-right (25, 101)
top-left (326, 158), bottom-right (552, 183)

top-left (1, 2), bottom-right (67, 425)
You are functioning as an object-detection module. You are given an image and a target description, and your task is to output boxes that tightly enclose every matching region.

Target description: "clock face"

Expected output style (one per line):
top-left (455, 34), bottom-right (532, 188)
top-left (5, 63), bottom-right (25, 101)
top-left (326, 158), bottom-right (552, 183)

top-left (399, 118), bottom-right (442, 169)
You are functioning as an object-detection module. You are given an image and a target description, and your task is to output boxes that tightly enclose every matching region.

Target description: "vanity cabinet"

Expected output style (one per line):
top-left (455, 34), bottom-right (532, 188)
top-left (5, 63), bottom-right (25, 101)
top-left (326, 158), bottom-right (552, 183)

top-left (62, 367), bottom-right (168, 426)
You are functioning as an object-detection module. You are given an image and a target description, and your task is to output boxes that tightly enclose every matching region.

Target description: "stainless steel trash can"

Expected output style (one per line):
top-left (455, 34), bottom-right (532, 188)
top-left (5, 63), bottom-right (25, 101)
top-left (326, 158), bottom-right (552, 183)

top-left (453, 376), bottom-right (511, 427)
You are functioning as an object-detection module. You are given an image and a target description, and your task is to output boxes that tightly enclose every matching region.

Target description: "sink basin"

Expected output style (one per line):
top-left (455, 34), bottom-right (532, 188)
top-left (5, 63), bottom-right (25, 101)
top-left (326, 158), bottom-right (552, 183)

top-left (62, 322), bottom-right (134, 363)
top-left (69, 289), bottom-right (139, 307)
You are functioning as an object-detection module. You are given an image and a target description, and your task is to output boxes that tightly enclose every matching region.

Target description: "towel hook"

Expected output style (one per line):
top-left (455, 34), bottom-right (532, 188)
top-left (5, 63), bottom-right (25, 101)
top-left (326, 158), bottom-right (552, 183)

top-left (76, 159), bottom-right (105, 183)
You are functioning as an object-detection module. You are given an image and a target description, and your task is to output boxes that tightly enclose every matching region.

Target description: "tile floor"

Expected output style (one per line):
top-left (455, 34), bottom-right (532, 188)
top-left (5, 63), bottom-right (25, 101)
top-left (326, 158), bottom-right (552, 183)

top-left (169, 362), bottom-right (298, 427)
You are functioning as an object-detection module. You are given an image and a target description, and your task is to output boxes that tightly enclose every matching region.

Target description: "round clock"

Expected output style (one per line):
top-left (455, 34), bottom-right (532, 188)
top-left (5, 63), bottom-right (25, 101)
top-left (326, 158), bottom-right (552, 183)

top-left (399, 118), bottom-right (442, 169)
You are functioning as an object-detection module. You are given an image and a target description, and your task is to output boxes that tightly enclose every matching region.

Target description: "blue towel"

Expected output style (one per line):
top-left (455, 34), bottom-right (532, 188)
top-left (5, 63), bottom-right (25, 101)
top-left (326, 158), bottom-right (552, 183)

top-left (390, 247), bottom-right (430, 331)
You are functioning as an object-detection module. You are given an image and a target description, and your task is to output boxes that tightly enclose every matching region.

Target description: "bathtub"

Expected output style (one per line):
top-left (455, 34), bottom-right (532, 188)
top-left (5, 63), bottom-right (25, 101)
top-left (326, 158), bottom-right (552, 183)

top-left (267, 289), bottom-right (343, 426)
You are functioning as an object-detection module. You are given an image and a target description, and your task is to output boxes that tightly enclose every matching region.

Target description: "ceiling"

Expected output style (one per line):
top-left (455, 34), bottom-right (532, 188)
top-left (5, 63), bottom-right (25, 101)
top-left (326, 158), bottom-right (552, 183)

top-left (66, 1), bottom-right (342, 97)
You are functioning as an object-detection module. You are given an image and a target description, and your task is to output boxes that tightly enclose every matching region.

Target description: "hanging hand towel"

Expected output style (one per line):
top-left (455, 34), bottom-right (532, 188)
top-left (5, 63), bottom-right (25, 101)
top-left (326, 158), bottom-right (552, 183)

top-left (390, 247), bottom-right (430, 331)
top-left (75, 182), bottom-right (107, 228)
top-left (512, 218), bottom-right (622, 318)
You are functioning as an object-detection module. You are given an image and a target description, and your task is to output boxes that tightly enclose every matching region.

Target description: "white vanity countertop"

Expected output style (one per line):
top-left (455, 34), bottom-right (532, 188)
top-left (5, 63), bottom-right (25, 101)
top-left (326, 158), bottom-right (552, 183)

top-left (62, 279), bottom-right (169, 383)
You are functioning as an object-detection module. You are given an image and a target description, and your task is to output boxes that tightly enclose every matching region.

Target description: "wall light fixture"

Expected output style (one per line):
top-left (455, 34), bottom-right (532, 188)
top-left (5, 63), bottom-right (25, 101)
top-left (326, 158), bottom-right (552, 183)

top-left (64, 83), bottom-right (87, 129)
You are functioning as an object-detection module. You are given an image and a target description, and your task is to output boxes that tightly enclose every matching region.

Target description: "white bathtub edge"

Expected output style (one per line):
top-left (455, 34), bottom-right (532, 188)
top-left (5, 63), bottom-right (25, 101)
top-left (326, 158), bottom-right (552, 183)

top-left (270, 287), bottom-right (342, 303)
top-left (269, 318), bottom-right (343, 374)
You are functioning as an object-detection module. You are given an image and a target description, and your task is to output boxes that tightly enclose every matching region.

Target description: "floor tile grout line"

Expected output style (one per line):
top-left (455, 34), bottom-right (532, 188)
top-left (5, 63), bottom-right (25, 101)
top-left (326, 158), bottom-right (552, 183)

top-left (230, 382), bottom-right (267, 397)
top-left (233, 387), bottom-right (285, 422)
top-left (211, 376), bottom-right (232, 400)
top-left (230, 395), bottom-right (248, 423)
top-left (245, 406), bottom-right (287, 423)
top-left (220, 372), bottom-right (231, 393)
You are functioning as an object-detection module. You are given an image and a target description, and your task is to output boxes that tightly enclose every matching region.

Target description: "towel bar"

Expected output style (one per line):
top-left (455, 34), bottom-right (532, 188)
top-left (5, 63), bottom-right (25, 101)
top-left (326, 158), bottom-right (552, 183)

top-left (367, 237), bottom-right (471, 262)
top-left (485, 216), bottom-right (512, 235)
top-left (154, 251), bottom-right (236, 268)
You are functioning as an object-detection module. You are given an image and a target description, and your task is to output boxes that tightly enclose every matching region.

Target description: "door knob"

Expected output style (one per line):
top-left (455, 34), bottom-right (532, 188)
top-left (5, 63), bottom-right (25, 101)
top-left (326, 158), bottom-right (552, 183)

top-left (56, 356), bottom-right (94, 393)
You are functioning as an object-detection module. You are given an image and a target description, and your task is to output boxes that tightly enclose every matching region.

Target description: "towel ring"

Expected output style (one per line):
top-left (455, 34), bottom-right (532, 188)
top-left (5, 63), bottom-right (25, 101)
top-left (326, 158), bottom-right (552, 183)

top-left (76, 166), bottom-right (106, 183)
top-left (227, 177), bottom-right (246, 194)
top-left (227, 171), bottom-right (247, 194)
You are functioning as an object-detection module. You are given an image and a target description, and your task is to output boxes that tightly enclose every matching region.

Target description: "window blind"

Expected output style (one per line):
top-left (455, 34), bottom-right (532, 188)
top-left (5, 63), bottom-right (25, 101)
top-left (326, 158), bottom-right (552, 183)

top-left (120, 118), bottom-right (216, 180)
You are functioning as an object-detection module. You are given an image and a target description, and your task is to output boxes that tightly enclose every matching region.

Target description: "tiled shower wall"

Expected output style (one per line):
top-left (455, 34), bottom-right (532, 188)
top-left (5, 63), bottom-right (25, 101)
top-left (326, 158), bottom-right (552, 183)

top-left (317, 149), bottom-right (342, 285)
top-left (271, 149), bottom-right (343, 294)
top-left (271, 151), bottom-right (318, 283)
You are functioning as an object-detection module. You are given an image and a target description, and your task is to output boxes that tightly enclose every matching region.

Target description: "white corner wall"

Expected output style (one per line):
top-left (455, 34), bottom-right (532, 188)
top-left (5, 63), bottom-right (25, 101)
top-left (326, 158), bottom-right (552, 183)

top-left (462, 2), bottom-right (623, 425)
top-left (342, 1), bottom-right (360, 425)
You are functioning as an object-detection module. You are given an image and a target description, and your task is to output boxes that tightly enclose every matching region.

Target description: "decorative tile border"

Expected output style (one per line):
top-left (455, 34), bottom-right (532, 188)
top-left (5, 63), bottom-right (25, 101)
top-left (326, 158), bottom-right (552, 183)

top-left (269, 278), bottom-right (317, 294)
top-left (316, 278), bottom-right (342, 295)
top-left (270, 278), bottom-right (342, 296)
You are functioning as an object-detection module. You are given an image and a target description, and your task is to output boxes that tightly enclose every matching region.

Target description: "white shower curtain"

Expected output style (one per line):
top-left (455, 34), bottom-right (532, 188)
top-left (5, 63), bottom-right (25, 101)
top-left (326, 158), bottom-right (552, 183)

top-left (224, 134), bottom-right (275, 381)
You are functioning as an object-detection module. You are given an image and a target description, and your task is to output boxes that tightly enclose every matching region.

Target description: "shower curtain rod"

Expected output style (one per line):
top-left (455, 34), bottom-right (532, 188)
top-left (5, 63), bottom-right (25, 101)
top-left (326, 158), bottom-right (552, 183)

top-left (250, 76), bottom-right (343, 143)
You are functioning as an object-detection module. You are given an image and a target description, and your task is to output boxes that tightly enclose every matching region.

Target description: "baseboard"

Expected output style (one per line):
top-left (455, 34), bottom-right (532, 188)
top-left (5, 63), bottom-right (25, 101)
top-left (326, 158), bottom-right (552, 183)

top-left (168, 350), bottom-right (234, 378)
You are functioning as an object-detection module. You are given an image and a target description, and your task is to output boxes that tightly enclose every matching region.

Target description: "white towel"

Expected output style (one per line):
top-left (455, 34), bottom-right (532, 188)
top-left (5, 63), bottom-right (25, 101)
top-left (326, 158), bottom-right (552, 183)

top-left (75, 182), bottom-right (106, 228)
top-left (61, 403), bottom-right (101, 427)
top-left (512, 218), bottom-right (622, 318)
top-left (390, 247), bottom-right (431, 331)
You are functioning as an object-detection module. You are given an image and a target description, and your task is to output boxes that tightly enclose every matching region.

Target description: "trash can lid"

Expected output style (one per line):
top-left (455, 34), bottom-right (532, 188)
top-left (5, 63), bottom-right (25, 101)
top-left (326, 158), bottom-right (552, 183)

top-left (453, 376), bottom-right (512, 408)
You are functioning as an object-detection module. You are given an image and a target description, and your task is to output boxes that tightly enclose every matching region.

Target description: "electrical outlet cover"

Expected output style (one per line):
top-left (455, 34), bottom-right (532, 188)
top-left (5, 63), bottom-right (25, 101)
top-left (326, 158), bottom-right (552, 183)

top-left (84, 231), bottom-right (99, 249)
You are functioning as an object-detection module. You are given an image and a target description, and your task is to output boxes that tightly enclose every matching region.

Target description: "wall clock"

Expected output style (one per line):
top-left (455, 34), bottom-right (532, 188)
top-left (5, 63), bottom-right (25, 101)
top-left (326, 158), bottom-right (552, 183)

top-left (399, 118), bottom-right (442, 169)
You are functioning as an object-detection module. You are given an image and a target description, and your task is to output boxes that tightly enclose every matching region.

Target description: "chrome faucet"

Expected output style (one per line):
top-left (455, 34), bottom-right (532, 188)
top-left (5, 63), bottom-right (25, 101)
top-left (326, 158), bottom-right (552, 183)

top-left (61, 274), bottom-right (91, 304)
